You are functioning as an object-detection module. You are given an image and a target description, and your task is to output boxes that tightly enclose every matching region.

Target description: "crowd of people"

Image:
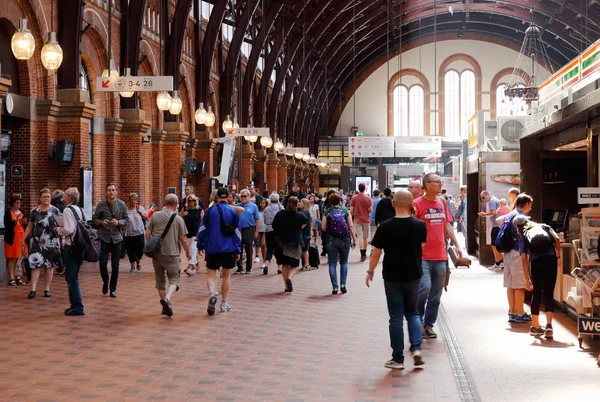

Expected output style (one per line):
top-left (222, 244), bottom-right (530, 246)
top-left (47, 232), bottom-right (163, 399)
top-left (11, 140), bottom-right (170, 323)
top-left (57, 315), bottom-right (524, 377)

top-left (4, 175), bottom-right (557, 369)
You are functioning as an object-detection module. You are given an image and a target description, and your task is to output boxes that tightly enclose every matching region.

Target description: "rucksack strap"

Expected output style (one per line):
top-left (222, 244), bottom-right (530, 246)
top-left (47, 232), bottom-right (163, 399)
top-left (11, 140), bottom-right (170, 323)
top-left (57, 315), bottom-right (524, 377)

top-left (161, 213), bottom-right (177, 239)
top-left (68, 205), bottom-right (85, 222)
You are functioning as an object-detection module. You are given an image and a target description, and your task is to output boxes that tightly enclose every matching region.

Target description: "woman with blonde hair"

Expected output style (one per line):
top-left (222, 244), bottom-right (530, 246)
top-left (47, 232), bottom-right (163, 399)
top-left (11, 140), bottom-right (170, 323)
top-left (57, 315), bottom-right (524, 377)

top-left (181, 194), bottom-right (202, 275)
top-left (124, 193), bottom-right (147, 272)
top-left (208, 190), bottom-right (219, 208)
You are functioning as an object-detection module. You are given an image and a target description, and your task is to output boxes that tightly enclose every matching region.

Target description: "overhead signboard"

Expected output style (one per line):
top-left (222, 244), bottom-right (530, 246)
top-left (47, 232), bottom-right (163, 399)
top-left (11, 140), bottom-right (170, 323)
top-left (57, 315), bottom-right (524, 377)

top-left (348, 136), bottom-right (395, 158)
top-left (225, 127), bottom-right (270, 137)
top-left (393, 164), bottom-right (425, 177)
top-left (96, 76), bottom-right (173, 92)
top-left (283, 147), bottom-right (310, 155)
top-left (394, 136), bottom-right (442, 158)
top-left (578, 187), bottom-right (600, 204)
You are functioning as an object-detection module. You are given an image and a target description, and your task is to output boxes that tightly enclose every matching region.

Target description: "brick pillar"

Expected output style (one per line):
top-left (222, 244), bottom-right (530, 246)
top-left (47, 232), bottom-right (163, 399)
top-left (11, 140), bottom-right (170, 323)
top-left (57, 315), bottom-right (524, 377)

top-left (35, 100), bottom-right (60, 201)
top-left (253, 149), bottom-right (267, 193)
top-left (163, 122), bottom-right (188, 200)
top-left (119, 109), bottom-right (150, 205)
top-left (0, 76), bottom-right (11, 134)
top-left (55, 89), bottom-right (96, 193)
top-left (277, 156), bottom-right (289, 193)
top-left (150, 129), bottom-right (167, 204)
top-left (295, 161), bottom-right (305, 192)
top-left (104, 118), bottom-right (124, 190)
top-left (241, 144), bottom-right (255, 188)
top-left (194, 131), bottom-right (217, 206)
top-left (266, 150), bottom-right (279, 194)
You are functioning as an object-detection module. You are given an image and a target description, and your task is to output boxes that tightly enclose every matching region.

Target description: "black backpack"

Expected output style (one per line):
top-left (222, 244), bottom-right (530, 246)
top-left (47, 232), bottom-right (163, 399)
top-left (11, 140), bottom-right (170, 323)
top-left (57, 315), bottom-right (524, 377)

top-left (523, 224), bottom-right (555, 254)
top-left (68, 206), bottom-right (100, 262)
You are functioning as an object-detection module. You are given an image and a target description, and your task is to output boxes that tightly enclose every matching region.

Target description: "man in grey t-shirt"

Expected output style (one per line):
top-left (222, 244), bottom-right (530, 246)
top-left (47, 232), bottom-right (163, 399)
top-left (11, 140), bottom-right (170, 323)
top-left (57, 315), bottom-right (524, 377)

top-left (146, 194), bottom-right (191, 317)
top-left (479, 190), bottom-right (503, 270)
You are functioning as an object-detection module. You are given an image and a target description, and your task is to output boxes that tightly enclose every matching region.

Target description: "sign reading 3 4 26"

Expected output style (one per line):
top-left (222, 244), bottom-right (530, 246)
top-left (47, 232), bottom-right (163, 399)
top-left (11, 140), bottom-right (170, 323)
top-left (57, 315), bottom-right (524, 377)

top-left (96, 76), bottom-right (173, 92)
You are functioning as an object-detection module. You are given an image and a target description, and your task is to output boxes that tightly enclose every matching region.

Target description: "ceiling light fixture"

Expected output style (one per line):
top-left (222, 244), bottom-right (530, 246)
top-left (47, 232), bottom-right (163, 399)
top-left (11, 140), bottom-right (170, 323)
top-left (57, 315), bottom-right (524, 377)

top-left (11, 0), bottom-right (35, 60)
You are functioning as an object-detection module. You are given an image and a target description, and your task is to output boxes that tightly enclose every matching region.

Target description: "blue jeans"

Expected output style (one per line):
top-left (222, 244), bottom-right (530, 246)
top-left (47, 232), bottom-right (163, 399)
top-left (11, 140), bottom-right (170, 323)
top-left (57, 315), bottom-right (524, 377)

top-left (327, 237), bottom-right (350, 289)
top-left (384, 279), bottom-right (422, 363)
top-left (64, 245), bottom-right (84, 313)
top-left (418, 260), bottom-right (447, 327)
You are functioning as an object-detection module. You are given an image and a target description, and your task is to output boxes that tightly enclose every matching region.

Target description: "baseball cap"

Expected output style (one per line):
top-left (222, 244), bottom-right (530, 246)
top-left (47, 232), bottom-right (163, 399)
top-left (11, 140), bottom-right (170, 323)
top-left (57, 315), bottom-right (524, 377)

top-left (217, 188), bottom-right (229, 199)
top-left (512, 215), bottom-right (530, 228)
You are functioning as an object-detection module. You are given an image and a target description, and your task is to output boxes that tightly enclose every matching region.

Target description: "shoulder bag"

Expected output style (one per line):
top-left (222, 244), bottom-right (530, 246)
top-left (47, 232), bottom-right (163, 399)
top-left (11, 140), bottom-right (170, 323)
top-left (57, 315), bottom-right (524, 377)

top-left (144, 213), bottom-right (177, 258)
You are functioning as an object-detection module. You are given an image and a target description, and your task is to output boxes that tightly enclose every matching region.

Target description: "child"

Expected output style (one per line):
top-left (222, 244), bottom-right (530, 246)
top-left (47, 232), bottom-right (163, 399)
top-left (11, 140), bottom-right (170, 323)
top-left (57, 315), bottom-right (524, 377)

top-left (498, 199), bottom-right (510, 216)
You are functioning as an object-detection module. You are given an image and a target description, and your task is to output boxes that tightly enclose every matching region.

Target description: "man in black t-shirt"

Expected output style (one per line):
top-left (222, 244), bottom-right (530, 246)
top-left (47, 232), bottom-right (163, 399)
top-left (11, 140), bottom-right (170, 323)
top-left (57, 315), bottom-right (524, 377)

top-left (366, 190), bottom-right (427, 371)
top-left (374, 187), bottom-right (395, 226)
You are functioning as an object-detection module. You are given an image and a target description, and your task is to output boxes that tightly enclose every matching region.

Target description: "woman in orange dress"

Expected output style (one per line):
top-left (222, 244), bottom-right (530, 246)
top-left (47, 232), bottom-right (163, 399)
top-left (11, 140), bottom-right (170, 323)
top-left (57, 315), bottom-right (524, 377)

top-left (4, 195), bottom-right (26, 286)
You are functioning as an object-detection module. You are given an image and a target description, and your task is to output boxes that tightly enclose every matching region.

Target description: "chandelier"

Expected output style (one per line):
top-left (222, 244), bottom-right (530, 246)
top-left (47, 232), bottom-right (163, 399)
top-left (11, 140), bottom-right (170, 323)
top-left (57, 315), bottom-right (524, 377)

top-left (504, 23), bottom-right (554, 102)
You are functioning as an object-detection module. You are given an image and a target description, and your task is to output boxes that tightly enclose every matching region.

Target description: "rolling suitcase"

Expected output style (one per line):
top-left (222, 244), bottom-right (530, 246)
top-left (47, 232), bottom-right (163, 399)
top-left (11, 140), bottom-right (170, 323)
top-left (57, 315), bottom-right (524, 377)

top-left (308, 244), bottom-right (320, 268)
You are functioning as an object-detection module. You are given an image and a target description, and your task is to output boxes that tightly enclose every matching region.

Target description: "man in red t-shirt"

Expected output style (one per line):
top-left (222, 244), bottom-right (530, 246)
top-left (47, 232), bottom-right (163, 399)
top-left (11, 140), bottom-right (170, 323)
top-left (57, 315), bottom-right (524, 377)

top-left (413, 173), bottom-right (463, 339)
top-left (350, 183), bottom-right (373, 262)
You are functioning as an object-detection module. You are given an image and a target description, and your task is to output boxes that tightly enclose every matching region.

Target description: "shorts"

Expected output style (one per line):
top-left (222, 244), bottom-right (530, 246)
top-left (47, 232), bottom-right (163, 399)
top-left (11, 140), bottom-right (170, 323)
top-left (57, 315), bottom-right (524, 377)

top-left (205, 253), bottom-right (238, 270)
top-left (152, 254), bottom-right (181, 291)
top-left (275, 253), bottom-right (300, 268)
top-left (503, 250), bottom-right (527, 289)
top-left (491, 227), bottom-right (500, 245)
top-left (355, 222), bottom-right (369, 237)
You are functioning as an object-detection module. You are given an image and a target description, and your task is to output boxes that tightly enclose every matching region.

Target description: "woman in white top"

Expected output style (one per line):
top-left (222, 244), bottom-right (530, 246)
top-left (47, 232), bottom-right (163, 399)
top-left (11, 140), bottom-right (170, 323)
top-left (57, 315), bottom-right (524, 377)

top-left (254, 198), bottom-right (268, 270)
top-left (124, 193), bottom-right (147, 272)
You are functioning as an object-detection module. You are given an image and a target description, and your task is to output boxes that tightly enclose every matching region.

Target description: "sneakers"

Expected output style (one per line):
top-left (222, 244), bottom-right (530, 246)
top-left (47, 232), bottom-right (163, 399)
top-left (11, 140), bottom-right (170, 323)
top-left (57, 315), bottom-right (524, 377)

top-left (543, 324), bottom-right (553, 339)
top-left (384, 360), bottom-right (404, 370)
top-left (220, 302), bottom-right (232, 312)
top-left (360, 255), bottom-right (367, 262)
top-left (130, 266), bottom-right (136, 273)
top-left (285, 278), bottom-right (293, 293)
top-left (514, 313), bottom-right (532, 323)
top-left (529, 326), bottom-right (544, 336)
top-left (492, 262), bottom-right (504, 271)
top-left (234, 269), bottom-right (244, 275)
top-left (508, 313), bottom-right (517, 323)
top-left (412, 350), bottom-right (425, 368)
top-left (277, 269), bottom-right (282, 275)
top-left (160, 298), bottom-right (173, 317)
top-left (422, 325), bottom-right (437, 339)
top-left (340, 285), bottom-right (347, 294)
top-left (207, 294), bottom-right (217, 316)
top-left (332, 288), bottom-right (338, 295)
top-left (254, 256), bottom-right (260, 264)
top-left (262, 264), bottom-right (268, 275)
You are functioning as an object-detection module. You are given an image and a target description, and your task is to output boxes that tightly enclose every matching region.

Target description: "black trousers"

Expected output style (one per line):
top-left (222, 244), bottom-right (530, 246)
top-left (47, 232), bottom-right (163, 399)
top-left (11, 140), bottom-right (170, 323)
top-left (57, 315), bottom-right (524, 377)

top-left (530, 254), bottom-right (558, 315)
top-left (237, 227), bottom-right (255, 272)
top-left (124, 234), bottom-right (145, 264)
top-left (99, 240), bottom-right (123, 292)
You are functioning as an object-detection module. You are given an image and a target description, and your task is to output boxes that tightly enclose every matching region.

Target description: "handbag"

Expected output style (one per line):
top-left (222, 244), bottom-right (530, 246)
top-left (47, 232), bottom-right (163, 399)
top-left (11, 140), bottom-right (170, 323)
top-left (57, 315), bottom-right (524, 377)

top-left (143, 213), bottom-right (177, 258)
top-left (15, 254), bottom-right (30, 283)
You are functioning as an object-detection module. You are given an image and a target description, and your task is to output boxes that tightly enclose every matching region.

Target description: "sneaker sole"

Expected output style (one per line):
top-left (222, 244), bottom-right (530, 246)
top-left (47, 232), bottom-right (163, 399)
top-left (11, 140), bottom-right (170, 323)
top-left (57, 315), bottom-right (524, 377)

top-left (160, 298), bottom-right (173, 317)
top-left (423, 334), bottom-right (437, 339)
top-left (384, 363), bottom-right (405, 370)
top-left (413, 355), bottom-right (425, 368)
top-left (544, 331), bottom-right (553, 339)
top-left (207, 295), bottom-right (217, 316)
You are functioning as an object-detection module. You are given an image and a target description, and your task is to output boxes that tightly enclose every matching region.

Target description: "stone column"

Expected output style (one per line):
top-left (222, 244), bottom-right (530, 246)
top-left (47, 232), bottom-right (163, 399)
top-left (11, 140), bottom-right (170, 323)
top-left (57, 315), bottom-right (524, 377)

top-left (104, 117), bottom-right (124, 190)
top-left (266, 150), bottom-right (279, 195)
top-left (240, 144), bottom-right (255, 188)
top-left (277, 156), bottom-right (289, 193)
top-left (164, 122), bottom-right (188, 199)
top-left (295, 160), bottom-right (305, 192)
top-left (194, 130), bottom-right (217, 205)
top-left (120, 109), bottom-right (151, 204)
top-left (150, 129), bottom-right (167, 204)
top-left (253, 149), bottom-right (267, 193)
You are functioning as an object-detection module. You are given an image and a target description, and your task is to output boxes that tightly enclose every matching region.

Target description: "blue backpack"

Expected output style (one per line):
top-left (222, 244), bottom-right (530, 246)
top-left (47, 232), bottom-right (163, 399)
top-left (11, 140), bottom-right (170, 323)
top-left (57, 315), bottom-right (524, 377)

top-left (327, 208), bottom-right (350, 238)
top-left (495, 218), bottom-right (515, 253)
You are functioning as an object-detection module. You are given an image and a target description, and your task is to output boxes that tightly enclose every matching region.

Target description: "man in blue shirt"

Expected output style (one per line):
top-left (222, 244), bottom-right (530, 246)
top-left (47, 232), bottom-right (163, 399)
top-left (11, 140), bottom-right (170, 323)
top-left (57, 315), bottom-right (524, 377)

top-left (369, 189), bottom-right (382, 244)
top-left (501, 193), bottom-right (533, 324)
top-left (479, 190), bottom-right (503, 270)
top-left (197, 188), bottom-right (241, 315)
top-left (235, 189), bottom-right (260, 274)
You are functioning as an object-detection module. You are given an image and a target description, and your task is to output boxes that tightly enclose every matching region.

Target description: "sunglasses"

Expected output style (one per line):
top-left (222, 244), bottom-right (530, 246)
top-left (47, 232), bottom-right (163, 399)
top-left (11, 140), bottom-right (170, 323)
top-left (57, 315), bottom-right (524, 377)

top-left (188, 200), bottom-right (196, 203)
top-left (240, 195), bottom-right (248, 198)
top-left (427, 180), bottom-right (442, 184)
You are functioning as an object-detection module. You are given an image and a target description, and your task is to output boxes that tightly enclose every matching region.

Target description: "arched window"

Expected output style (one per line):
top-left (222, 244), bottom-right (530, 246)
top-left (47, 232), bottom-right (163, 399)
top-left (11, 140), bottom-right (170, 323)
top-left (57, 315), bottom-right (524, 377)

top-left (393, 85), bottom-right (408, 136)
top-left (444, 70), bottom-right (459, 137)
top-left (409, 85), bottom-right (424, 137)
top-left (496, 84), bottom-right (528, 117)
top-left (460, 70), bottom-right (475, 138)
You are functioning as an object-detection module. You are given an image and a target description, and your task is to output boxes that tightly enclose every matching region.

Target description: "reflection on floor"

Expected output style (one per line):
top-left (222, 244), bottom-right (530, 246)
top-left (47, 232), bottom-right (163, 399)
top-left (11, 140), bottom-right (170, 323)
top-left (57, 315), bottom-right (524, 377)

top-left (1, 245), bottom-right (599, 401)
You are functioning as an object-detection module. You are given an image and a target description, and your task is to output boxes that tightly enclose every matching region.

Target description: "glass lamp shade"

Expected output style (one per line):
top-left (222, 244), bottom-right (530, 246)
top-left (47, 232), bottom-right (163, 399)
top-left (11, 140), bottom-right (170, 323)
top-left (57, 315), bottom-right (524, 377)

top-left (244, 135), bottom-right (258, 143)
top-left (302, 153), bottom-right (311, 162)
top-left (156, 91), bottom-right (172, 111)
top-left (11, 19), bottom-right (35, 60)
top-left (102, 59), bottom-right (119, 78)
top-left (274, 140), bottom-right (284, 152)
top-left (222, 115), bottom-right (234, 132)
top-left (294, 152), bottom-right (304, 159)
top-left (233, 120), bottom-right (240, 129)
top-left (195, 103), bottom-right (208, 124)
top-left (260, 136), bottom-right (273, 148)
top-left (119, 67), bottom-right (135, 98)
top-left (41, 32), bottom-right (63, 71)
top-left (204, 106), bottom-right (216, 127)
top-left (169, 91), bottom-right (183, 115)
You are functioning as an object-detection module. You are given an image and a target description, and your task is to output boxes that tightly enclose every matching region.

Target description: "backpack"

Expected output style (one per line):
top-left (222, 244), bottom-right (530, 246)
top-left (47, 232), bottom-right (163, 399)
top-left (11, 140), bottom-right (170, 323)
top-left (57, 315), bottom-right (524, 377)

top-left (216, 204), bottom-right (238, 236)
top-left (326, 208), bottom-right (350, 238)
top-left (495, 218), bottom-right (515, 253)
top-left (68, 206), bottom-right (100, 262)
top-left (523, 224), bottom-right (555, 254)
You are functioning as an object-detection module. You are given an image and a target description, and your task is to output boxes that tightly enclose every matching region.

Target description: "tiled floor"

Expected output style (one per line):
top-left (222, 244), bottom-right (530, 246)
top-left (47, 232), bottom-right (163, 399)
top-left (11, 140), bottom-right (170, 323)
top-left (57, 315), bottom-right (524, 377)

top-left (1, 245), bottom-right (599, 402)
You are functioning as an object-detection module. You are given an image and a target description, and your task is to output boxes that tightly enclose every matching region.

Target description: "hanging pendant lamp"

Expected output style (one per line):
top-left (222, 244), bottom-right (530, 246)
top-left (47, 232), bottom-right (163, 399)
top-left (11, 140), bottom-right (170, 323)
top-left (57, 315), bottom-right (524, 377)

top-left (11, 0), bottom-right (35, 61)
top-left (205, 106), bottom-right (216, 127)
top-left (169, 90), bottom-right (183, 115)
top-left (41, 0), bottom-right (63, 71)
top-left (119, 68), bottom-right (135, 98)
